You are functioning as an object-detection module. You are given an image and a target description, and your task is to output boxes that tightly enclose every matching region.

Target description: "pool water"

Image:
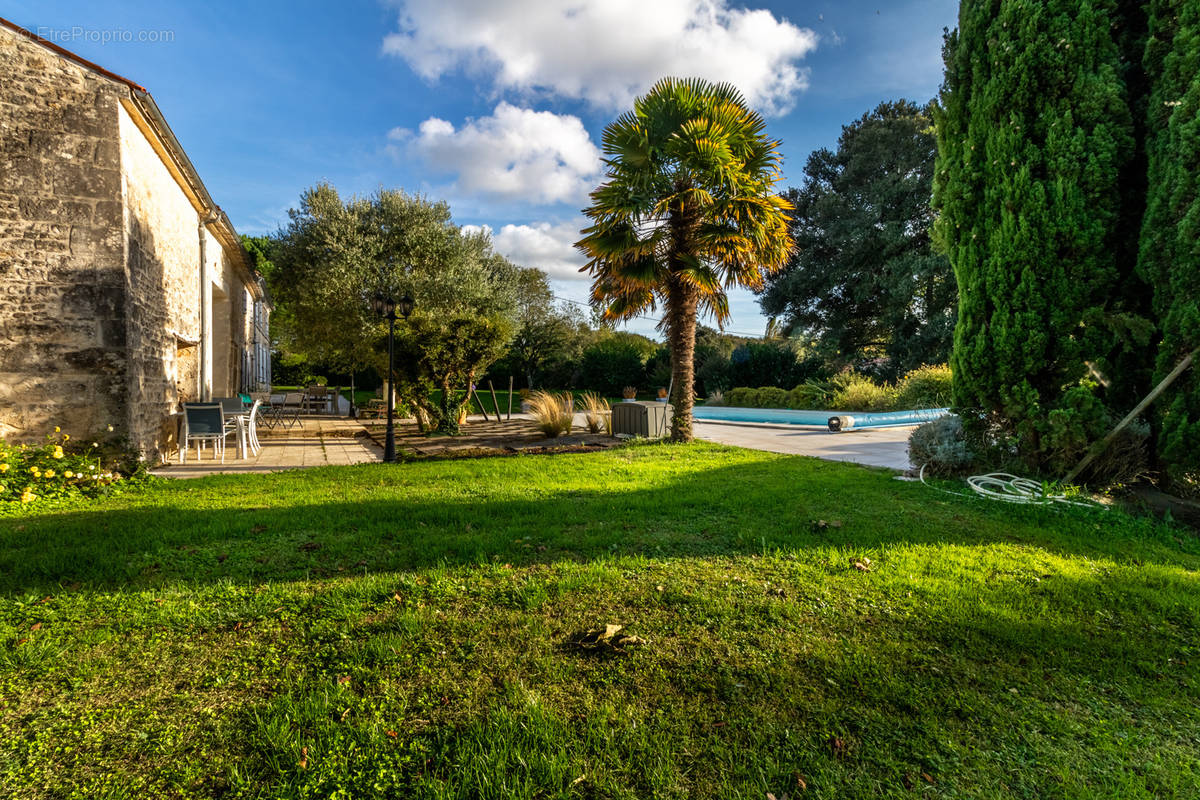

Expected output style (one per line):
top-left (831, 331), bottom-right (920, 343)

top-left (693, 406), bottom-right (949, 429)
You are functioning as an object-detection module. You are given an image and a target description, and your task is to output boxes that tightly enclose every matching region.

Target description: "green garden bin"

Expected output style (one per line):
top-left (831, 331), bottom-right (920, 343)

top-left (611, 401), bottom-right (672, 439)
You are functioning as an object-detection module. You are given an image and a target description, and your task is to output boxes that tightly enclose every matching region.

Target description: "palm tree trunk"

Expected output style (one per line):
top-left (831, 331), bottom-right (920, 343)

top-left (666, 277), bottom-right (699, 442)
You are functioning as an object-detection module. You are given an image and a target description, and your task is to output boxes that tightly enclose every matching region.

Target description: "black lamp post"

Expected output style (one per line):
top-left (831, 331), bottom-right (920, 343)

top-left (372, 291), bottom-right (414, 462)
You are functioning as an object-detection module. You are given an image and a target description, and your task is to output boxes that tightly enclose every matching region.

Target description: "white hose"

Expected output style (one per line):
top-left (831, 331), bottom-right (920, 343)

top-left (919, 464), bottom-right (1107, 510)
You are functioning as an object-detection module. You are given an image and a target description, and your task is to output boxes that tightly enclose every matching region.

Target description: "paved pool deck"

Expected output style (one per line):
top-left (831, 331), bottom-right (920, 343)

top-left (151, 411), bottom-right (916, 478)
top-left (693, 419), bottom-right (915, 471)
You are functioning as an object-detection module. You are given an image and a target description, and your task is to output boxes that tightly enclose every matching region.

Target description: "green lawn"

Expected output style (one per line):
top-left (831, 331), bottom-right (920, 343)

top-left (1, 443), bottom-right (1197, 798)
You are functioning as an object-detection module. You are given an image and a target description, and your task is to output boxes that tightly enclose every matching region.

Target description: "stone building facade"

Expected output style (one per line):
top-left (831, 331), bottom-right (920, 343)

top-left (0, 19), bottom-right (270, 461)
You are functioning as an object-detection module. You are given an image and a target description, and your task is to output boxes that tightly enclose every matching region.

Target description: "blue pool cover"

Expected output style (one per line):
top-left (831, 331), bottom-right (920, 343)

top-left (693, 406), bottom-right (949, 430)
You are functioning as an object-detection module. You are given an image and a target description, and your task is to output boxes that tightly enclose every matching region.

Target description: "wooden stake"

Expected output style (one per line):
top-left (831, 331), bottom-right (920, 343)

top-left (470, 386), bottom-right (490, 421)
top-left (488, 380), bottom-right (501, 423)
top-left (1064, 345), bottom-right (1199, 485)
top-left (507, 376), bottom-right (514, 420)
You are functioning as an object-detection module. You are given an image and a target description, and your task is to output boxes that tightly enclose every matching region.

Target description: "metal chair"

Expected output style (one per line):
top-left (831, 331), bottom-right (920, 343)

top-left (278, 392), bottom-right (304, 428)
top-left (234, 398), bottom-right (264, 456)
top-left (180, 403), bottom-right (231, 463)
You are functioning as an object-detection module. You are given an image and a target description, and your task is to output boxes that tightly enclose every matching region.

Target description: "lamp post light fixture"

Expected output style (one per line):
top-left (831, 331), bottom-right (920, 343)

top-left (373, 291), bottom-right (414, 462)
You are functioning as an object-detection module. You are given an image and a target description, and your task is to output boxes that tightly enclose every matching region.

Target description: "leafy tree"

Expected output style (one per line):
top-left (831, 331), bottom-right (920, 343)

top-left (758, 101), bottom-right (955, 377)
top-left (577, 332), bottom-right (659, 396)
top-left (392, 313), bottom-right (513, 434)
top-left (270, 184), bottom-right (518, 432)
top-left (726, 340), bottom-right (819, 390)
top-left (1140, 1), bottom-right (1200, 488)
top-left (577, 77), bottom-right (792, 441)
top-left (489, 269), bottom-right (588, 389)
top-left (933, 0), bottom-right (1144, 473)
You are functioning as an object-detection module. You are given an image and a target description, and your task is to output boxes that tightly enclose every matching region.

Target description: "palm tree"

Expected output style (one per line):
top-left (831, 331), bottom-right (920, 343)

top-left (576, 77), bottom-right (793, 441)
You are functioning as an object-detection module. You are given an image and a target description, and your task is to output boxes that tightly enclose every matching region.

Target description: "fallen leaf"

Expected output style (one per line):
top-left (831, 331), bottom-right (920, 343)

top-left (39, 596), bottom-right (52, 604)
top-left (299, 541), bottom-right (321, 552)
top-left (655, 584), bottom-right (664, 592)
top-left (386, 730), bottom-right (398, 738)
top-left (29, 622), bottom-right (41, 631)
top-left (16, 637), bottom-right (28, 646)
top-left (340, 708), bottom-right (351, 721)
top-left (570, 775), bottom-right (586, 787)
top-left (217, 553), bottom-right (228, 563)
top-left (922, 772), bottom-right (935, 784)
top-left (795, 773), bottom-right (808, 791)
top-left (828, 736), bottom-right (847, 758)
top-left (601, 624), bottom-right (623, 640)
top-left (250, 524), bottom-right (267, 534)
top-left (299, 746), bottom-right (308, 770)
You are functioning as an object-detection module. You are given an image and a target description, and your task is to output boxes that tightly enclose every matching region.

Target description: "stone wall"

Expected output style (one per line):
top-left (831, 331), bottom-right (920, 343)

top-left (0, 26), bottom-right (129, 441)
top-left (118, 102), bottom-right (202, 456)
top-left (0, 25), bottom-right (265, 460)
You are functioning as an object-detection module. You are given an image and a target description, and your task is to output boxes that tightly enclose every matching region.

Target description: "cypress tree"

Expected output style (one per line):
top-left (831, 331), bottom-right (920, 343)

top-left (1140, 1), bottom-right (1200, 488)
top-left (933, 0), bottom-right (1139, 473)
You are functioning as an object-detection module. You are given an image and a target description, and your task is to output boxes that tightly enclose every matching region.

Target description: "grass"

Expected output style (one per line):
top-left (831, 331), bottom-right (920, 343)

top-left (0, 442), bottom-right (1197, 798)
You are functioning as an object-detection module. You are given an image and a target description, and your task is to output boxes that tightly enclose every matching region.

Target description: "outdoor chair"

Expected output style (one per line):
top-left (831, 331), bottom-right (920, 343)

top-left (233, 398), bottom-right (264, 457)
top-left (359, 398), bottom-right (387, 419)
top-left (304, 385), bottom-right (329, 414)
top-left (179, 403), bottom-right (234, 463)
top-left (278, 392), bottom-right (304, 428)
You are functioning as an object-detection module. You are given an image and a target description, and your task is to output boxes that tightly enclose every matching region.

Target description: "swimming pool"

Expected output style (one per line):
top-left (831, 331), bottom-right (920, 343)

top-left (692, 405), bottom-right (949, 431)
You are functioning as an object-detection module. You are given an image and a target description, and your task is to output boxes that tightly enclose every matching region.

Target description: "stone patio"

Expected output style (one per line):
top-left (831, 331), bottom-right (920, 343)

top-left (151, 415), bottom-right (382, 479)
top-left (152, 409), bottom-right (916, 479)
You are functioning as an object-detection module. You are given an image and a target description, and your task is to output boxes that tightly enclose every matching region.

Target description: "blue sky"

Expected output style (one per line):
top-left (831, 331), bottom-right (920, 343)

top-left (6, 0), bottom-right (958, 338)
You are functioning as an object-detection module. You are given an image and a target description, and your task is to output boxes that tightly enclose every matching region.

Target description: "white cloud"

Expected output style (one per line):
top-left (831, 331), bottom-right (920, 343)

top-left (463, 219), bottom-right (588, 281)
top-left (383, 0), bottom-right (818, 115)
top-left (393, 103), bottom-right (602, 205)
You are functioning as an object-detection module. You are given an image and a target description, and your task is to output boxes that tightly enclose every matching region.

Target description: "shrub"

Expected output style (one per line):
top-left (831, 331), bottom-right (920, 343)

top-left (705, 390), bottom-right (725, 407)
top-left (908, 415), bottom-right (974, 476)
top-left (727, 341), bottom-right (817, 388)
top-left (527, 391), bottom-right (574, 437)
top-left (580, 392), bottom-right (610, 434)
top-left (895, 364), bottom-right (953, 409)
top-left (0, 428), bottom-right (149, 509)
top-left (788, 379), bottom-right (834, 409)
top-left (726, 387), bottom-right (760, 408)
top-left (756, 387), bottom-right (789, 408)
top-left (830, 375), bottom-right (898, 411)
top-left (578, 334), bottom-right (656, 396)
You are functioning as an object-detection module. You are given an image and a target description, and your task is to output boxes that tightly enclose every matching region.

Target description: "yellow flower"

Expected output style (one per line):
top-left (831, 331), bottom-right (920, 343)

top-left (20, 490), bottom-right (34, 503)
top-left (107, 425), bottom-right (114, 432)
top-left (54, 426), bottom-right (60, 433)
top-left (64, 471), bottom-right (74, 478)
top-left (0, 463), bottom-right (8, 473)
top-left (53, 447), bottom-right (64, 459)
top-left (63, 434), bottom-right (70, 441)
top-left (44, 469), bottom-right (55, 478)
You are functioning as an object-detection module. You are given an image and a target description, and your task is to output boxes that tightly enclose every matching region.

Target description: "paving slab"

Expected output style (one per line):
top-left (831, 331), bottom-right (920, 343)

top-left (694, 420), bottom-right (915, 471)
top-left (152, 415), bottom-right (382, 479)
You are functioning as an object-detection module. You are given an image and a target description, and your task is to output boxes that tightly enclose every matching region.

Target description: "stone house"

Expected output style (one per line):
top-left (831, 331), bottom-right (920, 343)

top-left (0, 18), bottom-right (270, 461)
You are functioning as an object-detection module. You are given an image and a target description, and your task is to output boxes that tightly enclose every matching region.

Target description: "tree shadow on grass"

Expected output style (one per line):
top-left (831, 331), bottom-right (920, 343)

top-left (0, 453), bottom-right (1195, 595)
